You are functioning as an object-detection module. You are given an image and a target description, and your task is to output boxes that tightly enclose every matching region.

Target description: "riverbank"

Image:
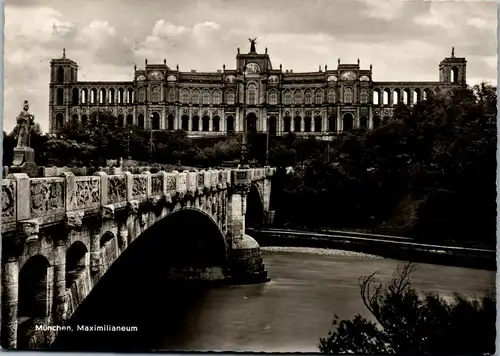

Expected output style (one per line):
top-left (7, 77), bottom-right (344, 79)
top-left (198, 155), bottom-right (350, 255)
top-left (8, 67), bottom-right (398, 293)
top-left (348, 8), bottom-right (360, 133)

top-left (250, 229), bottom-right (496, 271)
top-left (262, 246), bottom-right (383, 259)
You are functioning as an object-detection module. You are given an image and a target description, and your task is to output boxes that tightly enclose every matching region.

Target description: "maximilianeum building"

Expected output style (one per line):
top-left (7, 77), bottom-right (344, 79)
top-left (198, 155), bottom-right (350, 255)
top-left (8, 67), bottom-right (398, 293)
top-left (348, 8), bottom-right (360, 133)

top-left (49, 41), bottom-right (467, 140)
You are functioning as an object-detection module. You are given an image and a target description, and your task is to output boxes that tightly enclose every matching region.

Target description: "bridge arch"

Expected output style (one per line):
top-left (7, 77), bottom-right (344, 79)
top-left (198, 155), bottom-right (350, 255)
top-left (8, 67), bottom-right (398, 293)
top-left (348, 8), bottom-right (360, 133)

top-left (66, 241), bottom-right (88, 288)
top-left (53, 208), bottom-right (228, 349)
top-left (18, 255), bottom-right (51, 318)
top-left (246, 183), bottom-right (265, 229)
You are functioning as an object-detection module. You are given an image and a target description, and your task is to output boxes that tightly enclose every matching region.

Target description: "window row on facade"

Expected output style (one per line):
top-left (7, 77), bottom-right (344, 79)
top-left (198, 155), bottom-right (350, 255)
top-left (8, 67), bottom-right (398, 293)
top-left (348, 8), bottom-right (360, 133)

top-left (373, 87), bottom-right (435, 105)
top-left (54, 112), bottom-right (391, 134)
top-left (54, 85), bottom-right (438, 107)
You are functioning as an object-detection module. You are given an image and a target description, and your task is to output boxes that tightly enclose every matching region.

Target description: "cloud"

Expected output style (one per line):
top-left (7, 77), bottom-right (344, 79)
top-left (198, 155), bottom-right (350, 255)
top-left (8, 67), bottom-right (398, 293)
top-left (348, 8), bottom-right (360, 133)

top-left (152, 20), bottom-right (190, 38)
top-left (5, 6), bottom-right (76, 44)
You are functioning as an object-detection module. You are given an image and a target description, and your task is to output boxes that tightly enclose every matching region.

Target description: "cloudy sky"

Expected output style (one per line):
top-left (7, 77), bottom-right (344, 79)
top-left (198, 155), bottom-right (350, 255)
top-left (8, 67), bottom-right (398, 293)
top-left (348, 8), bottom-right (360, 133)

top-left (4, 0), bottom-right (497, 133)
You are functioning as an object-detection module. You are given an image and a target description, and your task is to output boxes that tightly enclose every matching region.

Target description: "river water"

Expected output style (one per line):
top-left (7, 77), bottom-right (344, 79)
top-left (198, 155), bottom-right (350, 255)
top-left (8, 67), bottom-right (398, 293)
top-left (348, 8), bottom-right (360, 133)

top-left (55, 247), bottom-right (496, 352)
top-left (154, 248), bottom-right (495, 353)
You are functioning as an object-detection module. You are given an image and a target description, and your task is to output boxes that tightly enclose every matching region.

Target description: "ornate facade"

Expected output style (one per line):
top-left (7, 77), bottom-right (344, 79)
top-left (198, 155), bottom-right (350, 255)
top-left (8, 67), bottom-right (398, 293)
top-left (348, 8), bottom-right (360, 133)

top-left (49, 44), bottom-right (467, 139)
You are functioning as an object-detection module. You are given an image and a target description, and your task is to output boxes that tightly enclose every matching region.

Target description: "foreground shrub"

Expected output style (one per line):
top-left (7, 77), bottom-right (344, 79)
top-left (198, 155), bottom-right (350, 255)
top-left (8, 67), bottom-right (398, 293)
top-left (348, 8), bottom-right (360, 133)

top-left (319, 263), bottom-right (496, 354)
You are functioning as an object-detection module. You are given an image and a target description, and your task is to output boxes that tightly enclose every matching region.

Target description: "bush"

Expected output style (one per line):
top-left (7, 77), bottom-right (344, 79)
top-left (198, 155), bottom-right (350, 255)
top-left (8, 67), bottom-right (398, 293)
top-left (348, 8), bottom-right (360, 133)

top-left (319, 263), bottom-right (496, 354)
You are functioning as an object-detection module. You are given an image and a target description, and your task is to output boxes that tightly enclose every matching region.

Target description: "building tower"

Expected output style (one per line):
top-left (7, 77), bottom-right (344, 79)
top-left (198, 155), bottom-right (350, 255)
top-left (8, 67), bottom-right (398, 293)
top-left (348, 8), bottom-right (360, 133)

top-left (439, 47), bottom-right (467, 85)
top-left (49, 48), bottom-right (79, 132)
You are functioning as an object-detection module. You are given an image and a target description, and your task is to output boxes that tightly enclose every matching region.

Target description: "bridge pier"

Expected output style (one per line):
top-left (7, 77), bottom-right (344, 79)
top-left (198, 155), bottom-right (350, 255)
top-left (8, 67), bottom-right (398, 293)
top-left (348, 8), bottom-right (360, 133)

top-left (53, 238), bottom-right (67, 325)
top-left (1, 258), bottom-right (19, 349)
top-left (228, 169), bottom-right (270, 284)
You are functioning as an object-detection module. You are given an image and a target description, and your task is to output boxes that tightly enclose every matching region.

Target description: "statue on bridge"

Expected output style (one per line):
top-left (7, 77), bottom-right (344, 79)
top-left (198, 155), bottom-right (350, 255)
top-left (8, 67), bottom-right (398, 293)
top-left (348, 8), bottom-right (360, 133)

top-left (10, 100), bottom-right (39, 176)
top-left (248, 37), bottom-right (257, 53)
top-left (15, 100), bottom-right (35, 149)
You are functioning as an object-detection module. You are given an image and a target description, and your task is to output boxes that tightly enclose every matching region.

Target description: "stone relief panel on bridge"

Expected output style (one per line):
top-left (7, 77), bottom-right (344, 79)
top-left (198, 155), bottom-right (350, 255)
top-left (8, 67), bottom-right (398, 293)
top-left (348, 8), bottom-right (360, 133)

top-left (30, 178), bottom-right (65, 218)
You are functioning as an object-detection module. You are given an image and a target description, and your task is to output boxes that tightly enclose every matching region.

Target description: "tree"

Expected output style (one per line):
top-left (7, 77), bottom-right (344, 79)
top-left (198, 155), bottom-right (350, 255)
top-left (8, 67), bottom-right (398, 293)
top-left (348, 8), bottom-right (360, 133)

top-left (319, 263), bottom-right (496, 354)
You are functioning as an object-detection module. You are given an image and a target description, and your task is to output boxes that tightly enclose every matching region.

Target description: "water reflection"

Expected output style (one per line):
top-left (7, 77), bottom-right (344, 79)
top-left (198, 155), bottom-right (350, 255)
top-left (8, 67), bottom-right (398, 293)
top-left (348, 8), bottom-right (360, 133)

top-left (53, 248), bottom-right (495, 353)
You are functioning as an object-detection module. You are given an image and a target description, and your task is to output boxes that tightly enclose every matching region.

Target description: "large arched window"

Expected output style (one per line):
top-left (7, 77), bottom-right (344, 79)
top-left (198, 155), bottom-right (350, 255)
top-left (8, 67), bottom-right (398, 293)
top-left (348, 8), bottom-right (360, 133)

top-left (126, 114), bottom-right (133, 126)
top-left (57, 67), bottom-right (64, 83)
top-left (294, 116), bottom-right (301, 132)
top-left (181, 115), bottom-right (189, 130)
top-left (268, 116), bottom-right (277, 136)
top-left (108, 88), bottom-right (115, 104)
top-left (138, 114), bottom-right (145, 128)
top-left (213, 90), bottom-right (222, 105)
top-left (304, 89), bottom-right (312, 105)
top-left (168, 88), bottom-right (176, 102)
top-left (202, 89), bottom-right (211, 105)
top-left (383, 89), bottom-right (390, 105)
top-left (192, 116), bottom-right (200, 131)
top-left (56, 88), bottom-right (64, 105)
top-left (284, 90), bottom-right (292, 105)
top-left (138, 88), bottom-right (146, 102)
top-left (99, 88), bottom-right (106, 104)
top-left (181, 89), bottom-right (190, 103)
top-left (360, 89), bottom-right (369, 104)
top-left (283, 116), bottom-right (291, 132)
top-left (72, 88), bottom-right (79, 105)
top-left (315, 89), bottom-right (323, 105)
top-left (202, 116), bottom-right (210, 131)
top-left (294, 90), bottom-right (303, 105)
top-left (360, 116), bottom-right (368, 128)
top-left (192, 89), bottom-right (200, 105)
top-left (373, 90), bottom-right (380, 105)
top-left (314, 116), bottom-right (322, 132)
top-left (327, 89), bottom-right (336, 103)
top-left (118, 88), bottom-right (125, 104)
top-left (55, 113), bottom-right (64, 130)
top-left (151, 86), bottom-right (160, 103)
top-left (343, 113), bottom-right (354, 130)
top-left (226, 90), bottom-right (235, 105)
top-left (151, 112), bottom-right (160, 130)
top-left (127, 88), bottom-right (134, 103)
top-left (344, 87), bottom-right (353, 104)
top-left (226, 116), bottom-right (234, 132)
top-left (81, 88), bottom-right (88, 104)
top-left (212, 116), bottom-right (220, 132)
top-left (268, 90), bottom-right (278, 105)
top-left (451, 66), bottom-right (459, 83)
top-left (328, 116), bottom-right (336, 132)
top-left (90, 88), bottom-right (97, 104)
top-left (247, 84), bottom-right (257, 105)
top-left (304, 117), bottom-right (312, 132)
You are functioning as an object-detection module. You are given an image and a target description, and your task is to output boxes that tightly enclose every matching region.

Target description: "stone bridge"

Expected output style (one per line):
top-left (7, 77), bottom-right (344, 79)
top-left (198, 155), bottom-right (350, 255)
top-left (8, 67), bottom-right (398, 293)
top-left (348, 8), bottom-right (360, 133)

top-left (1, 166), bottom-right (275, 349)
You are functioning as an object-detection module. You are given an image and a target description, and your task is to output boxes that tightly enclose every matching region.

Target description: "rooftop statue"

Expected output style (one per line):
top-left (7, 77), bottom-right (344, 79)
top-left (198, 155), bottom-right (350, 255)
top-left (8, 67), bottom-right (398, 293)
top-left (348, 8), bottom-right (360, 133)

top-left (249, 37), bottom-right (257, 53)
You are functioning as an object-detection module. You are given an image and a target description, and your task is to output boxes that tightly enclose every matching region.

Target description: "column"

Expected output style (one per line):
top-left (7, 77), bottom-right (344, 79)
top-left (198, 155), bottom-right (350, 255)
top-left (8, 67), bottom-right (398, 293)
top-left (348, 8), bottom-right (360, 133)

top-left (336, 106), bottom-right (342, 133)
top-left (369, 106), bottom-right (373, 129)
top-left (1, 257), bottom-right (19, 349)
top-left (161, 108), bottom-right (166, 130)
top-left (209, 116), bottom-right (213, 132)
top-left (356, 107), bottom-right (360, 128)
top-left (118, 224), bottom-right (128, 252)
top-left (53, 237), bottom-right (67, 325)
top-left (235, 109), bottom-right (240, 133)
top-left (174, 106), bottom-right (180, 130)
top-left (188, 112), bottom-right (192, 131)
top-left (89, 226), bottom-right (103, 282)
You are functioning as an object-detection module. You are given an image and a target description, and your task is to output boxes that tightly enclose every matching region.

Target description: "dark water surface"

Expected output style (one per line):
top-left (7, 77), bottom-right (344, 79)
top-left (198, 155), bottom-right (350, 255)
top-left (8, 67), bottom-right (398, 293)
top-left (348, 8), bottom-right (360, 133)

top-left (54, 249), bottom-right (495, 352)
